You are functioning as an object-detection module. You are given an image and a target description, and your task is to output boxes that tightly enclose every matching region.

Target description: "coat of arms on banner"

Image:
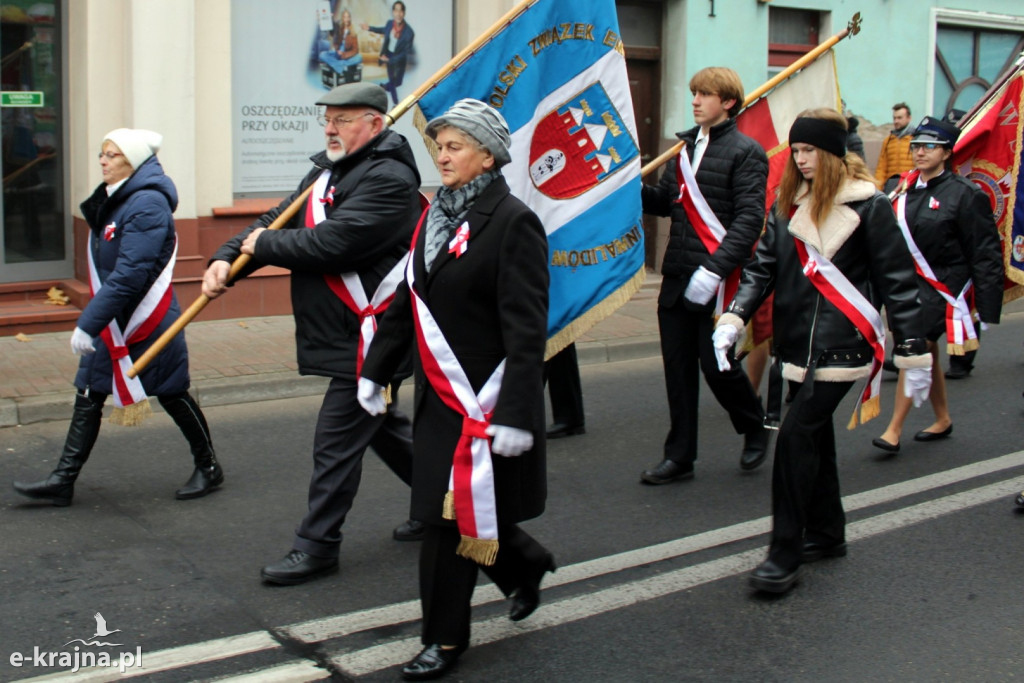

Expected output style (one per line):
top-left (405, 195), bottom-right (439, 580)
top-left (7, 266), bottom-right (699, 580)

top-left (528, 82), bottom-right (639, 200)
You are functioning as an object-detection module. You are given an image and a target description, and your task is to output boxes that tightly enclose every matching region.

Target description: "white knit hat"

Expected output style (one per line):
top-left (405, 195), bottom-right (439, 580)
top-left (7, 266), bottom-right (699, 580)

top-left (103, 128), bottom-right (163, 170)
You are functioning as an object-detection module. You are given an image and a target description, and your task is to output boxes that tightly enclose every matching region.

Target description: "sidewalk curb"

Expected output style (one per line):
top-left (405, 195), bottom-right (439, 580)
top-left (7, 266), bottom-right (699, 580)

top-left (0, 338), bottom-right (662, 428)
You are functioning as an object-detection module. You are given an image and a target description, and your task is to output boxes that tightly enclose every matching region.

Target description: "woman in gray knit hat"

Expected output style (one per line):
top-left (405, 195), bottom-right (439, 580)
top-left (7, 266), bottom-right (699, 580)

top-left (359, 98), bottom-right (554, 680)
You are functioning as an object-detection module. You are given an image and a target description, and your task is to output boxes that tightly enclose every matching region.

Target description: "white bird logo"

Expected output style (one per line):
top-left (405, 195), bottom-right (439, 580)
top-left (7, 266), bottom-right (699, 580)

top-left (91, 612), bottom-right (121, 639)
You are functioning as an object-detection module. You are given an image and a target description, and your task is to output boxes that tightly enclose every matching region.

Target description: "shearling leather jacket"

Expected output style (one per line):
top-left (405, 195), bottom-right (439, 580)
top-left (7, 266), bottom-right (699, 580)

top-left (720, 178), bottom-right (930, 382)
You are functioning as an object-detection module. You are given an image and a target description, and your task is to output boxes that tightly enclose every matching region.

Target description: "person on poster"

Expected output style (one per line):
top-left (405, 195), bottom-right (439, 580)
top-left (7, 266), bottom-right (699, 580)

top-left (362, 1), bottom-right (415, 105)
top-left (319, 7), bottom-right (363, 76)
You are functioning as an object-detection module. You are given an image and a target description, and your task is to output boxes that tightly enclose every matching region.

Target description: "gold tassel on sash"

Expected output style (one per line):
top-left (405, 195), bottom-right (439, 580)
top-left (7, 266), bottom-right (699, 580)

top-left (947, 338), bottom-right (979, 356)
top-left (441, 491), bottom-right (499, 565)
top-left (442, 490), bottom-right (456, 520)
top-left (847, 394), bottom-right (880, 430)
top-left (109, 398), bottom-right (153, 427)
top-left (456, 535), bottom-right (499, 566)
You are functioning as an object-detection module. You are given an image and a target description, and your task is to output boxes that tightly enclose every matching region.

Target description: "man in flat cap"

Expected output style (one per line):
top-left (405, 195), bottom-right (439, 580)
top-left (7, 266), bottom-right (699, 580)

top-left (202, 82), bottom-right (423, 585)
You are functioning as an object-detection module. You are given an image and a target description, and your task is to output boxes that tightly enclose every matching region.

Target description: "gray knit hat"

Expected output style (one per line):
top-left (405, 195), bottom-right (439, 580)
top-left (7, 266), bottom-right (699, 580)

top-left (425, 98), bottom-right (512, 167)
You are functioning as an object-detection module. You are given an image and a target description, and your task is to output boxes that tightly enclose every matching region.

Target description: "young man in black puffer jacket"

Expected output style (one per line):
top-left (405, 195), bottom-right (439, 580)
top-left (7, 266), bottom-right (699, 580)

top-left (640, 66), bottom-right (770, 485)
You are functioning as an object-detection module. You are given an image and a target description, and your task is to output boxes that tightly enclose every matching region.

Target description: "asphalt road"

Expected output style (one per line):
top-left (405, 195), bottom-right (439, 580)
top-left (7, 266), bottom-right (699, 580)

top-left (2, 313), bottom-right (1023, 682)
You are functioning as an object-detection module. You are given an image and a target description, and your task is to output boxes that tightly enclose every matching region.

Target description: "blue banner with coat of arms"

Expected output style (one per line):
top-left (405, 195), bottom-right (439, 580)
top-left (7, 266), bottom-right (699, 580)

top-left (415, 0), bottom-right (645, 355)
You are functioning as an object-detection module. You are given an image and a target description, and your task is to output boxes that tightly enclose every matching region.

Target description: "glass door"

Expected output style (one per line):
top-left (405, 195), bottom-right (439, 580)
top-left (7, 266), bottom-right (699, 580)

top-left (1, 0), bottom-right (67, 283)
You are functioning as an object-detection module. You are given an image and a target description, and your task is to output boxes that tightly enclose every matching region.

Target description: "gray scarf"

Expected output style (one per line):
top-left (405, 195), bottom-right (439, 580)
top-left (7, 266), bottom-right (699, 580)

top-left (423, 170), bottom-right (500, 271)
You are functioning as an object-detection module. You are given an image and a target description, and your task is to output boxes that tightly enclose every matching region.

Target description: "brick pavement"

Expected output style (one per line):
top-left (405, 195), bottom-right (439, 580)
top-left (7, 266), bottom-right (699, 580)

top-left (0, 273), bottom-right (662, 427)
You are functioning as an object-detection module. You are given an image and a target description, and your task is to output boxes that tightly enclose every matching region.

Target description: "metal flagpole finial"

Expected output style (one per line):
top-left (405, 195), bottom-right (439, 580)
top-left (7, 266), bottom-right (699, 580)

top-left (847, 12), bottom-right (862, 37)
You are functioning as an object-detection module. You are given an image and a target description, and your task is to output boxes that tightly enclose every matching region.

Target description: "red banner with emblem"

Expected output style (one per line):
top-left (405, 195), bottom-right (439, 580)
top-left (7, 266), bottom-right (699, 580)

top-left (953, 58), bottom-right (1024, 303)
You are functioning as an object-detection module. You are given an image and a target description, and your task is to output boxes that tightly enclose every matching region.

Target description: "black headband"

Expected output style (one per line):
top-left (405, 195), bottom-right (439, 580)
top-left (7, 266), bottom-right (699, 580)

top-left (788, 117), bottom-right (848, 159)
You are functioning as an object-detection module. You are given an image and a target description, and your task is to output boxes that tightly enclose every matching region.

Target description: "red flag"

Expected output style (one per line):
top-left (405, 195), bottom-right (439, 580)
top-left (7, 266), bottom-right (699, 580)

top-left (953, 58), bottom-right (1024, 302)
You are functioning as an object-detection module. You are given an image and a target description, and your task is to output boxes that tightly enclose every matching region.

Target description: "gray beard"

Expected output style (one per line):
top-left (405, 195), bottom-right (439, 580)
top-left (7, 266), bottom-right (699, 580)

top-left (326, 147), bottom-right (345, 162)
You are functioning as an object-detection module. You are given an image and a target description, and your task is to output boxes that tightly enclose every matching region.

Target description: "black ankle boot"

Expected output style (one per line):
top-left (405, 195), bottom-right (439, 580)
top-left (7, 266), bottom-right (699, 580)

top-left (13, 391), bottom-right (103, 506)
top-left (160, 392), bottom-right (224, 500)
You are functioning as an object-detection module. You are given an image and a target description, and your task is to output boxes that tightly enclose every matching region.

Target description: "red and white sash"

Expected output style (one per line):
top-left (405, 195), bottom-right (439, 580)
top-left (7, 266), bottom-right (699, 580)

top-left (794, 238), bottom-right (886, 429)
top-left (892, 172), bottom-right (978, 355)
top-left (305, 169), bottom-right (408, 378)
top-left (87, 234), bottom-right (176, 414)
top-left (406, 210), bottom-right (505, 566)
top-left (675, 145), bottom-right (740, 316)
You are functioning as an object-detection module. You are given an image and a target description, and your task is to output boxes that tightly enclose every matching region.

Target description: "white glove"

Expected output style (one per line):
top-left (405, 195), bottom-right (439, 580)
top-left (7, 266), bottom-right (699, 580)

top-left (70, 327), bottom-right (95, 356)
top-left (486, 424), bottom-right (534, 457)
top-left (712, 324), bottom-right (739, 372)
top-left (357, 377), bottom-right (387, 416)
top-left (683, 266), bottom-right (722, 305)
top-left (903, 367), bottom-right (932, 408)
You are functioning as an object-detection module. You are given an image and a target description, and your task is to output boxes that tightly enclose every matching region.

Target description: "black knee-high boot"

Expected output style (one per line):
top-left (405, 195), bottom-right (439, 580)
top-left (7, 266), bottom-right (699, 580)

top-left (13, 391), bottom-right (104, 506)
top-left (159, 392), bottom-right (224, 500)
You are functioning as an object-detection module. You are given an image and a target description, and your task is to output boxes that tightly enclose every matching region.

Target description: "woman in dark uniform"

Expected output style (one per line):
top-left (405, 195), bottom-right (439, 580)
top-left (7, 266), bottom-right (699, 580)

top-left (358, 99), bottom-right (554, 680)
top-left (873, 116), bottom-right (1002, 452)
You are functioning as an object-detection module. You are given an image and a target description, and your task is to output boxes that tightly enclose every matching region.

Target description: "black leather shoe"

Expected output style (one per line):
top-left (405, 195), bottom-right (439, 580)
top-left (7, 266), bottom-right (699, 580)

top-left (393, 519), bottom-right (426, 541)
top-left (640, 459), bottom-right (694, 485)
top-left (175, 462), bottom-right (224, 500)
top-left (913, 424), bottom-right (953, 442)
top-left (509, 553), bottom-right (556, 622)
top-left (944, 366), bottom-right (972, 380)
top-left (546, 422), bottom-right (585, 439)
top-left (749, 559), bottom-right (800, 593)
top-left (401, 643), bottom-right (467, 681)
top-left (1015, 490), bottom-right (1024, 508)
top-left (260, 550), bottom-right (338, 585)
top-left (801, 539), bottom-right (848, 563)
top-left (871, 437), bottom-right (900, 453)
top-left (13, 476), bottom-right (75, 507)
top-left (740, 427), bottom-right (770, 471)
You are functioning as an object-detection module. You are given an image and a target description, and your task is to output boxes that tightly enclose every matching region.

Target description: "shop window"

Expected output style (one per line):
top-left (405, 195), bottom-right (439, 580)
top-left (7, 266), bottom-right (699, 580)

top-left (1, 1), bottom-right (64, 272)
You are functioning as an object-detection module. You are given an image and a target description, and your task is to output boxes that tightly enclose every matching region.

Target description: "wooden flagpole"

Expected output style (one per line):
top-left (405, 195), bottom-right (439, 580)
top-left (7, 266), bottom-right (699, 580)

top-left (129, 0), bottom-right (544, 379)
top-left (127, 186), bottom-right (312, 378)
top-left (641, 12), bottom-right (862, 179)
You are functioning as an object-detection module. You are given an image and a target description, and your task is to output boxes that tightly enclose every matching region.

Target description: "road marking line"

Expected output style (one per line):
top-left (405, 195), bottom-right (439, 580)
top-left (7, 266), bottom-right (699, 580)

top-left (19, 452), bottom-right (1024, 681)
top-left (331, 475), bottom-right (1024, 677)
top-left (290, 449), bottom-right (1024, 643)
top-left (208, 661), bottom-right (326, 682)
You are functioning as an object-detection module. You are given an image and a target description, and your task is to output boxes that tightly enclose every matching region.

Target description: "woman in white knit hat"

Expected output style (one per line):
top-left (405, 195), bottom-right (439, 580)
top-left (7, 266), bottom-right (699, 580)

top-left (13, 129), bottom-right (224, 506)
top-left (359, 99), bottom-right (553, 680)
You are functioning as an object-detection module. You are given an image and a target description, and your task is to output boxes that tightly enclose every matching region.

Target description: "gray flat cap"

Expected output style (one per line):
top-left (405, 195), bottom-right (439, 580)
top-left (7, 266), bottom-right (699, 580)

top-left (316, 82), bottom-right (388, 113)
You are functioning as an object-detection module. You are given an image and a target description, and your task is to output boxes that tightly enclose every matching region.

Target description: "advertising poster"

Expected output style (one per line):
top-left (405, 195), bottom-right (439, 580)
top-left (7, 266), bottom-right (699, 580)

top-left (231, 0), bottom-right (452, 194)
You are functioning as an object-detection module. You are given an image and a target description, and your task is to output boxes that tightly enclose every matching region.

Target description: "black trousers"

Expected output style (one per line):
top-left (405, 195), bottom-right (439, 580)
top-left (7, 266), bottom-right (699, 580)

top-left (657, 302), bottom-right (764, 466)
top-left (419, 523), bottom-right (549, 646)
top-left (293, 378), bottom-right (413, 558)
top-left (768, 379), bottom-right (853, 571)
top-left (544, 343), bottom-right (584, 427)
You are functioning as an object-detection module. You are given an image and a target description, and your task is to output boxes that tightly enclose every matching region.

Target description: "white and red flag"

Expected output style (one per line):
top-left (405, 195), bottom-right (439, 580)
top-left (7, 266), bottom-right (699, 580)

top-left (733, 49), bottom-right (842, 351)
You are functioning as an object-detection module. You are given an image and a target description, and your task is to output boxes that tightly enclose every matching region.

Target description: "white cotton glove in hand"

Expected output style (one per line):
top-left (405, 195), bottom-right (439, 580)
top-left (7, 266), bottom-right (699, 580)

top-left (712, 324), bottom-right (739, 372)
top-left (903, 367), bottom-right (932, 408)
top-left (486, 424), bottom-right (533, 457)
top-left (70, 327), bottom-right (95, 356)
top-left (683, 266), bottom-right (722, 305)
top-left (357, 377), bottom-right (387, 416)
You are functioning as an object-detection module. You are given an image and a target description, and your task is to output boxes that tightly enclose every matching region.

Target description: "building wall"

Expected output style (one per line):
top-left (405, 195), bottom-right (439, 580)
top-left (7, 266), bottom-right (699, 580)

top-left (18, 0), bottom-right (1021, 330)
top-left (656, 0), bottom-right (1023, 140)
